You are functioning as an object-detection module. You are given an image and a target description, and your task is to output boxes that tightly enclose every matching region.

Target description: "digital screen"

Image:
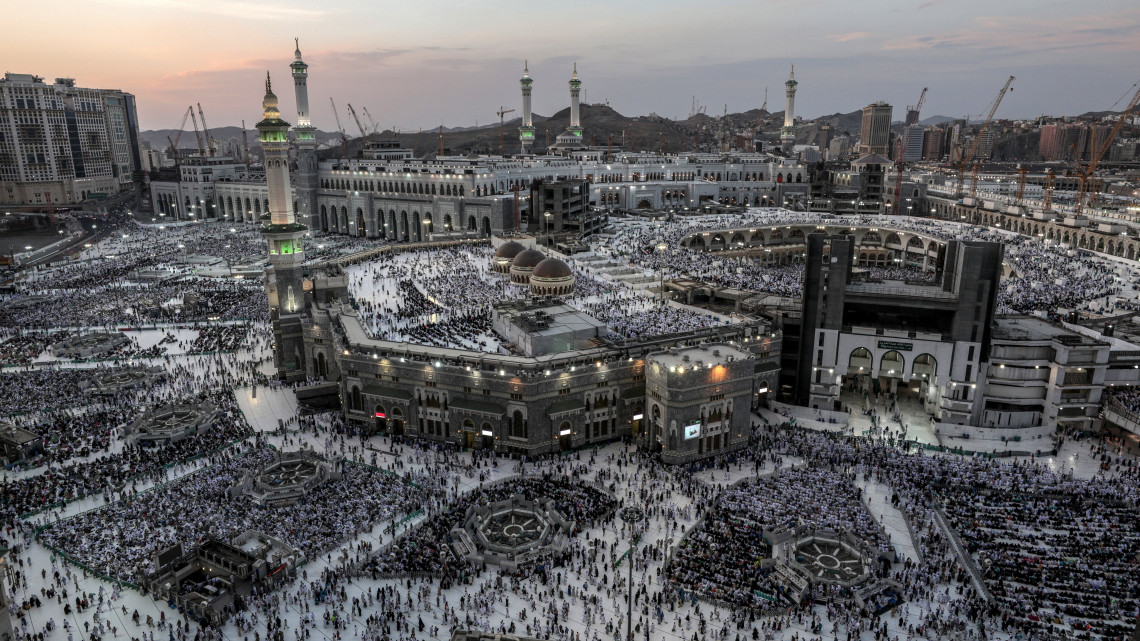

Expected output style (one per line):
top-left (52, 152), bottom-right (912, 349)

top-left (632, 413), bottom-right (644, 420)
top-left (684, 423), bottom-right (701, 440)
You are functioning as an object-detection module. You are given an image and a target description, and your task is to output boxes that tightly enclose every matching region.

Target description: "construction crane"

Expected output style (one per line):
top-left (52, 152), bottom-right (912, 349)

top-left (1042, 169), bottom-right (1056, 211)
top-left (761, 87), bottom-right (767, 112)
top-left (496, 106), bottom-right (515, 155)
top-left (1074, 82), bottom-right (1140, 214)
top-left (240, 120), bottom-right (251, 171)
top-left (196, 103), bottom-right (216, 157)
top-left (1014, 165), bottom-right (1028, 205)
top-left (361, 107), bottom-right (380, 135)
top-left (329, 98), bottom-right (348, 160)
top-left (346, 103), bottom-right (369, 143)
top-left (166, 106), bottom-right (193, 167)
top-left (188, 106), bottom-right (206, 157)
top-left (956, 75), bottom-right (1014, 200)
top-left (892, 87), bottom-right (927, 215)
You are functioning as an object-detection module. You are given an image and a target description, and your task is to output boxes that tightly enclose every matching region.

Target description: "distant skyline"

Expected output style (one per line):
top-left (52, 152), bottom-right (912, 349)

top-left (6, 0), bottom-right (1140, 131)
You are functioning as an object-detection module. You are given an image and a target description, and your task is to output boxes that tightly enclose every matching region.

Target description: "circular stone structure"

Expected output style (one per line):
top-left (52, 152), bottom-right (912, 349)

top-left (232, 449), bottom-right (342, 507)
top-left (51, 331), bottom-right (132, 359)
top-left (450, 494), bottom-right (574, 570)
top-left (790, 533), bottom-right (873, 586)
top-left (509, 249), bottom-right (546, 284)
top-left (493, 241), bottom-right (527, 274)
top-left (127, 400), bottom-right (220, 446)
top-left (530, 257), bottom-right (574, 296)
top-left (80, 365), bottom-right (165, 395)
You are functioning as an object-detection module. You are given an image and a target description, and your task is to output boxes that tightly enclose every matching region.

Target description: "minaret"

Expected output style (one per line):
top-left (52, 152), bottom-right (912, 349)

top-left (290, 38), bottom-right (319, 230)
top-left (258, 72), bottom-right (307, 380)
top-left (519, 61), bottom-right (535, 154)
top-left (782, 65), bottom-right (798, 150)
top-left (568, 63), bottom-right (582, 138)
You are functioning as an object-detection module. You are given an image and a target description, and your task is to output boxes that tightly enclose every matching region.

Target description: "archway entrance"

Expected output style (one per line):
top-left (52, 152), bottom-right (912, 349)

top-left (374, 405), bottom-right (387, 433)
top-left (558, 421), bottom-right (572, 451)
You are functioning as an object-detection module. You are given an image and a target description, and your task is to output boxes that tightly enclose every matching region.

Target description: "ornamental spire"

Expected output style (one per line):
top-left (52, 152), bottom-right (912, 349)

top-left (266, 71), bottom-right (272, 94)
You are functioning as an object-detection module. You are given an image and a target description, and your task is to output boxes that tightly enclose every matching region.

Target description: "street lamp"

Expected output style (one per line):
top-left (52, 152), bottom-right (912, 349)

top-left (423, 216), bottom-right (433, 244)
top-left (619, 506), bottom-right (645, 641)
top-left (544, 210), bottom-right (552, 237)
top-left (656, 242), bottom-right (668, 301)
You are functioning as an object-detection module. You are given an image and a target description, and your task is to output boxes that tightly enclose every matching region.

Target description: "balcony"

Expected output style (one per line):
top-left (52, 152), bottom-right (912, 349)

top-left (1059, 370), bottom-right (1092, 386)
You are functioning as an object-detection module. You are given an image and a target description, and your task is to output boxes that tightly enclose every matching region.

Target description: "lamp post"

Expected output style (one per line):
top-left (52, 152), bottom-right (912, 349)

top-left (619, 506), bottom-right (645, 641)
top-left (544, 210), bottom-right (552, 239)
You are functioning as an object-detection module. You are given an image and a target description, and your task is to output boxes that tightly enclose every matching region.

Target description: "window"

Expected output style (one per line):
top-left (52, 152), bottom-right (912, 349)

top-left (818, 334), bottom-right (824, 347)
top-left (965, 364), bottom-right (973, 380)
top-left (968, 345), bottom-right (975, 361)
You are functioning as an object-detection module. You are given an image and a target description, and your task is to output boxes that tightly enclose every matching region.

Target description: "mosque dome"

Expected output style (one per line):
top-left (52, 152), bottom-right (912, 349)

top-left (512, 249), bottom-right (546, 269)
top-left (532, 257), bottom-right (572, 279)
top-left (530, 258), bottom-right (575, 297)
top-left (495, 241), bottom-right (526, 259)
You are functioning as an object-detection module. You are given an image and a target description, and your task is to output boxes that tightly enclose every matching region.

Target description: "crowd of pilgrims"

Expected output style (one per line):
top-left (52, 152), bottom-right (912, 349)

top-left (668, 466), bottom-right (891, 612)
top-left (1, 389), bottom-right (252, 519)
top-left (346, 246), bottom-right (727, 352)
top-left (366, 475), bottom-right (617, 580)
top-left (594, 210), bottom-right (1136, 315)
top-left (1106, 385), bottom-right (1140, 413)
top-left (4, 408), bottom-right (1136, 641)
top-left (40, 443), bottom-right (426, 585)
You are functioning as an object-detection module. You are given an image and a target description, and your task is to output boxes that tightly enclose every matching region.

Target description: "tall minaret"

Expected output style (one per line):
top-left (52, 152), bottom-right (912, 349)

top-left (568, 63), bottom-right (582, 139)
top-left (290, 38), bottom-right (319, 230)
top-left (519, 61), bottom-right (535, 154)
top-left (782, 65), bottom-right (798, 150)
top-left (258, 72), bottom-right (308, 380)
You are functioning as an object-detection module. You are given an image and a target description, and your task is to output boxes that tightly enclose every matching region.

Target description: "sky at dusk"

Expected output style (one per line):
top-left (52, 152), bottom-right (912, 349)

top-left (6, 0), bottom-right (1140, 131)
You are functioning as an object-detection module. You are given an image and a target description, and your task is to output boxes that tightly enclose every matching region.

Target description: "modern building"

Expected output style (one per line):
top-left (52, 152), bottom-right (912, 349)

top-left (921, 127), bottom-right (944, 161)
top-left (0, 73), bottom-right (143, 206)
top-left (858, 102), bottom-right (893, 157)
top-left (902, 125), bottom-right (925, 161)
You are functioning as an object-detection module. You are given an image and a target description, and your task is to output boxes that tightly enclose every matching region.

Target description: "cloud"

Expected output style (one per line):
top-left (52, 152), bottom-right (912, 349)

top-left (826, 32), bottom-right (871, 43)
top-left (98, 0), bottom-right (328, 20)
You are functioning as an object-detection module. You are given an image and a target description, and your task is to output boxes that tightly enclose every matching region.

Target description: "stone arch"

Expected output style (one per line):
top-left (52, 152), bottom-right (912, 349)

top-left (880, 351), bottom-right (904, 376)
top-left (912, 353), bottom-right (937, 381)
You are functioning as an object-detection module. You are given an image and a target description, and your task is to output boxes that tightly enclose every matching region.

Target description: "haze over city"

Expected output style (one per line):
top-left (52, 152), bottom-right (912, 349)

top-left (5, 0), bottom-right (1140, 130)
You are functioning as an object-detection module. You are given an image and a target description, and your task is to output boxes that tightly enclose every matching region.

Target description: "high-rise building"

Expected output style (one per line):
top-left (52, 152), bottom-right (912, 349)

top-left (922, 127), bottom-right (944, 161)
top-left (1038, 123), bottom-right (1063, 160)
top-left (781, 66), bottom-right (797, 150)
top-left (858, 102), bottom-right (892, 156)
top-left (818, 123), bottom-right (833, 152)
top-left (258, 72), bottom-right (308, 381)
top-left (975, 130), bottom-right (996, 159)
top-left (0, 73), bottom-right (142, 206)
top-left (518, 62), bottom-right (535, 154)
top-left (902, 124), bottom-right (925, 161)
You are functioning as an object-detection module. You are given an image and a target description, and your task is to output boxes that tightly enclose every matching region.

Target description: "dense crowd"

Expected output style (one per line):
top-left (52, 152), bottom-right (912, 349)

top-left (40, 445), bottom-right (425, 584)
top-left (1, 391), bottom-right (252, 518)
top-left (1106, 385), bottom-right (1140, 413)
top-left (593, 210), bottom-right (1136, 315)
top-left (367, 475), bottom-right (617, 580)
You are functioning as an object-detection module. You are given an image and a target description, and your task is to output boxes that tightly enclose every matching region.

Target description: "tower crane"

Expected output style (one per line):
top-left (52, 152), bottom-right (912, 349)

top-left (1014, 165), bottom-right (1028, 205)
top-left (956, 75), bottom-right (1014, 200)
top-left (188, 106), bottom-right (206, 157)
top-left (197, 103), bottom-right (216, 157)
top-left (166, 106), bottom-right (193, 167)
top-left (496, 106), bottom-right (515, 155)
top-left (1042, 169), bottom-right (1056, 211)
top-left (891, 87), bottom-right (927, 215)
top-left (329, 98), bottom-right (348, 160)
top-left (1074, 82), bottom-right (1140, 214)
top-left (361, 107), bottom-right (380, 135)
top-left (346, 103), bottom-right (370, 143)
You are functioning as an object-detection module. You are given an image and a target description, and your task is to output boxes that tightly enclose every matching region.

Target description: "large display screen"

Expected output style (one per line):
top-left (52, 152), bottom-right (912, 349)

top-left (684, 423), bottom-right (701, 440)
